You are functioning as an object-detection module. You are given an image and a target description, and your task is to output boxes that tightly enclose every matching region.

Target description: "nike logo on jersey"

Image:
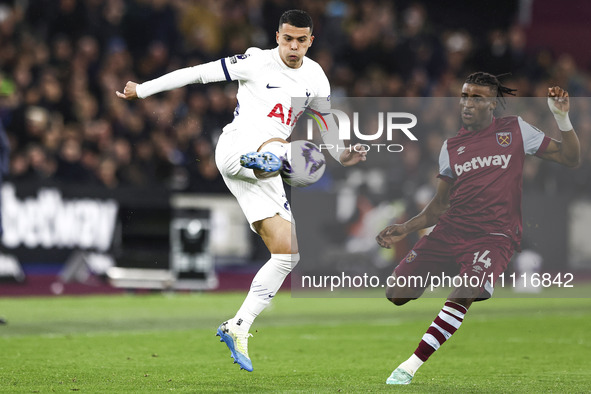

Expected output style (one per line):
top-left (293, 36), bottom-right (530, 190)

top-left (266, 83), bottom-right (280, 89)
top-left (454, 154), bottom-right (512, 176)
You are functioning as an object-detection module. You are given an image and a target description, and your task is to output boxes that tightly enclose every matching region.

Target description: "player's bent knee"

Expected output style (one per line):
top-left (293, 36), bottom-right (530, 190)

top-left (385, 278), bottom-right (422, 306)
top-left (253, 215), bottom-right (298, 254)
top-left (258, 138), bottom-right (289, 151)
top-left (271, 253), bottom-right (300, 275)
top-left (386, 296), bottom-right (413, 306)
top-left (385, 286), bottom-right (413, 306)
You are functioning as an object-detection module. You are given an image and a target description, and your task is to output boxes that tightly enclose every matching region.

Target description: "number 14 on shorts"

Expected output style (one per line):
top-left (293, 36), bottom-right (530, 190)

top-left (472, 250), bottom-right (492, 268)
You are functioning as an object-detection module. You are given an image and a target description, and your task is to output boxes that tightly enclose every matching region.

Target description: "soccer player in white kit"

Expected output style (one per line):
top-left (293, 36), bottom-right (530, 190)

top-left (116, 10), bottom-right (367, 372)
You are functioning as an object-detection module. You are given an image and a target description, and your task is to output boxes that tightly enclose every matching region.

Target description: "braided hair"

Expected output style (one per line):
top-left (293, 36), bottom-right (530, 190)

top-left (465, 72), bottom-right (517, 108)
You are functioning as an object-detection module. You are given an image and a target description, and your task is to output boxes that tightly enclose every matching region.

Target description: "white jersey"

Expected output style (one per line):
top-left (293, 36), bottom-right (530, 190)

top-left (136, 46), bottom-right (344, 226)
top-left (222, 47), bottom-right (331, 142)
top-left (136, 47), bottom-right (333, 148)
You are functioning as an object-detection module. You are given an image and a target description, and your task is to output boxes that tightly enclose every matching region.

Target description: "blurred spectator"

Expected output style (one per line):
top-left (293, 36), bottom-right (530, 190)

top-left (0, 0), bottom-right (588, 197)
top-left (186, 136), bottom-right (227, 193)
top-left (54, 133), bottom-right (97, 184)
top-left (0, 118), bottom-right (9, 235)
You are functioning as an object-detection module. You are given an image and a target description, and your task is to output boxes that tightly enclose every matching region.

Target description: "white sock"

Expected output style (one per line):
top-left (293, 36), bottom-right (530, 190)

top-left (231, 253), bottom-right (300, 333)
top-left (399, 354), bottom-right (424, 376)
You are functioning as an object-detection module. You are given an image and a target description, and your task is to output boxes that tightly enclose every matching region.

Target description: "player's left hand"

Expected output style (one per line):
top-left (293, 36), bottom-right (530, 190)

top-left (116, 81), bottom-right (139, 100)
top-left (547, 86), bottom-right (569, 115)
top-left (339, 143), bottom-right (367, 166)
top-left (376, 224), bottom-right (407, 249)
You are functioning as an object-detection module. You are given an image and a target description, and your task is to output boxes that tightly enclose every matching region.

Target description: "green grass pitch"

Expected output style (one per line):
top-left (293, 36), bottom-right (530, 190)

top-left (0, 290), bottom-right (589, 392)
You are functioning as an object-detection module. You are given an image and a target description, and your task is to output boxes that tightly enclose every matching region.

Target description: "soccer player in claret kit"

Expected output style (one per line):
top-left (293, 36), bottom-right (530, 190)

top-left (376, 72), bottom-right (580, 385)
top-left (116, 10), bottom-right (367, 372)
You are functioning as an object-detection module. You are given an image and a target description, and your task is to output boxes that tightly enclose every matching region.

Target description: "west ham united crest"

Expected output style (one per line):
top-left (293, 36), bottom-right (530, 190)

top-left (496, 131), bottom-right (512, 147)
top-left (405, 250), bottom-right (417, 263)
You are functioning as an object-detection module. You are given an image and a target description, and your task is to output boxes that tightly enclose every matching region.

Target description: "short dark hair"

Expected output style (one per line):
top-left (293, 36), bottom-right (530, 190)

top-left (278, 10), bottom-right (313, 33)
top-left (465, 72), bottom-right (517, 107)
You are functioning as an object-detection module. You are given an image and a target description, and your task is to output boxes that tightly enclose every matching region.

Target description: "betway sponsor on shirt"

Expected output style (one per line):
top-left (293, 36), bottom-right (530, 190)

top-left (454, 154), bottom-right (512, 176)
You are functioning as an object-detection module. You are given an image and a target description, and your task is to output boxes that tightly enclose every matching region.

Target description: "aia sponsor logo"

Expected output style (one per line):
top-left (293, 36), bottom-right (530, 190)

top-left (267, 103), bottom-right (301, 126)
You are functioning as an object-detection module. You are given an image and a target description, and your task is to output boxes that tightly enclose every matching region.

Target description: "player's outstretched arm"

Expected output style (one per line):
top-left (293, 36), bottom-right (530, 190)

top-left (376, 179), bottom-right (451, 249)
top-left (115, 60), bottom-right (232, 100)
top-left (537, 86), bottom-right (581, 168)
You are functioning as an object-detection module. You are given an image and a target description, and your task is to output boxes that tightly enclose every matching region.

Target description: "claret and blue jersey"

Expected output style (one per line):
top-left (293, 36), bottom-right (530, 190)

top-left (436, 116), bottom-right (551, 246)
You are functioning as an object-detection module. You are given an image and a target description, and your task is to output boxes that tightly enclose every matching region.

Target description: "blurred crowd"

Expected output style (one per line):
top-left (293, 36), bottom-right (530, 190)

top-left (0, 0), bottom-right (590, 198)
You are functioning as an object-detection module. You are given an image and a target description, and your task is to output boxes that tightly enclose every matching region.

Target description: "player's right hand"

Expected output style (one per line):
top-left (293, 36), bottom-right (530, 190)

top-left (340, 143), bottom-right (368, 166)
top-left (116, 81), bottom-right (139, 100)
top-left (547, 86), bottom-right (569, 115)
top-left (376, 224), bottom-right (407, 249)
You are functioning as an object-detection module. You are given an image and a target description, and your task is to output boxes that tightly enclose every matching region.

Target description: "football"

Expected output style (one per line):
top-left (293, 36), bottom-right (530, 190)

top-left (281, 140), bottom-right (327, 187)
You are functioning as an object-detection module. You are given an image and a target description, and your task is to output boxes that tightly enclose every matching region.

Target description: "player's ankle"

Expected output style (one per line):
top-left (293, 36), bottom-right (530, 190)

top-left (229, 317), bottom-right (249, 333)
top-left (399, 354), bottom-right (424, 376)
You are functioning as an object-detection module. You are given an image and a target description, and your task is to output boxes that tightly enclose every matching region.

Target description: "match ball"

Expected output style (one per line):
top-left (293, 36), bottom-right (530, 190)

top-left (281, 140), bottom-right (326, 187)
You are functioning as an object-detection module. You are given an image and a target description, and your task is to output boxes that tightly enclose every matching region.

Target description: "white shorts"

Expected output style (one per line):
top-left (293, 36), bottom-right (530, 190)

top-left (215, 128), bottom-right (293, 232)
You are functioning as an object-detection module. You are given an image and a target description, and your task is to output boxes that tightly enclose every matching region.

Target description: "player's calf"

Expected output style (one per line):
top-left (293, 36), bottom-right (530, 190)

top-left (386, 300), bottom-right (469, 384)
